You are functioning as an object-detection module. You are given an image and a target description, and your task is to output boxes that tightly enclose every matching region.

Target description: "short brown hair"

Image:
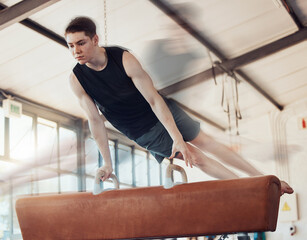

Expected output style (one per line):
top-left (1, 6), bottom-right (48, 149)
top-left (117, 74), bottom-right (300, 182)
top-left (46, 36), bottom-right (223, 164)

top-left (65, 16), bottom-right (96, 38)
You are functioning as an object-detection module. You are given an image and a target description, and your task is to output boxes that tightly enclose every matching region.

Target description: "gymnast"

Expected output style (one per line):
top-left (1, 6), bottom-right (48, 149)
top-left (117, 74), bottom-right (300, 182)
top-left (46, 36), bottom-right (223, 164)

top-left (65, 16), bottom-right (293, 195)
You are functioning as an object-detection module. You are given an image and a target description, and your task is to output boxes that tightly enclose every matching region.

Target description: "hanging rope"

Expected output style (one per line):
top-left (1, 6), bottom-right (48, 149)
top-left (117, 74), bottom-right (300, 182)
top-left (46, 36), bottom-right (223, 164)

top-left (206, 49), bottom-right (217, 85)
top-left (221, 73), bottom-right (231, 133)
top-left (230, 75), bottom-right (242, 135)
top-left (103, 0), bottom-right (108, 46)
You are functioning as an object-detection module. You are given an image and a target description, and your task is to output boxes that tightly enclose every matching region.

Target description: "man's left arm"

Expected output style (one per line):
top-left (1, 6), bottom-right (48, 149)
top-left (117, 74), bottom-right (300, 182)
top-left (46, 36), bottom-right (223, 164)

top-left (123, 51), bottom-right (193, 167)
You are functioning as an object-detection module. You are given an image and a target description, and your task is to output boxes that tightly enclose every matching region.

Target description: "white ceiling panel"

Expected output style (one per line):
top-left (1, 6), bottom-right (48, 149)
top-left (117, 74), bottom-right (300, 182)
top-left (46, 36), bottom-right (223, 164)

top-left (0, 24), bottom-right (49, 66)
top-left (276, 85), bottom-right (307, 106)
top-left (241, 42), bottom-right (307, 81)
top-left (0, 40), bottom-right (72, 91)
top-left (0, 0), bottom-right (307, 131)
top-left (28, 0), bottom-right (213, 90)
top-left (169, 0), bottom-right (297, 58)
top-left (21, 69), bottom-right (83, 117)
top-left (0, 0), bottom-right (21, 6)
top-left (241, 41), bottom-right (307, 107)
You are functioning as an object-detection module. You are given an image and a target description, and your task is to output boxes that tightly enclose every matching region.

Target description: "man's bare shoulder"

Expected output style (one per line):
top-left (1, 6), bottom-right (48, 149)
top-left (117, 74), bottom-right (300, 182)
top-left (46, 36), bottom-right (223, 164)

top-left (69, 72), bottom-right (77, 83)
top-left (122, 51), bottom-right (144, 78)
top-left (69, 72), bottom-right (84, 98)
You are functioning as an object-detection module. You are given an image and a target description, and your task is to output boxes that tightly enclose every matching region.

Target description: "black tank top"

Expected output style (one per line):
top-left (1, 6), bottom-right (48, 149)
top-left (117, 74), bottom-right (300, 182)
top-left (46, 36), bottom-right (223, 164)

top-left (73, 46), bottom-right (158, 140)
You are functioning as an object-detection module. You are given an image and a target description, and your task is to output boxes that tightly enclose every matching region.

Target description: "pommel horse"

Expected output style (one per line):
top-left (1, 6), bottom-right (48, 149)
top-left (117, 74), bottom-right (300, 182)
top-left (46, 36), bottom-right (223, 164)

top-left (15, 167), bottom-right (281, 240)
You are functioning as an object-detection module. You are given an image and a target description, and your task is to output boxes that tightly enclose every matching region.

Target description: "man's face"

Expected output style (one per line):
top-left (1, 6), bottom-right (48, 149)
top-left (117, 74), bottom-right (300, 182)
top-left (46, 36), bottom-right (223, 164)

top-left (66, 31), bottom-right (97, 65)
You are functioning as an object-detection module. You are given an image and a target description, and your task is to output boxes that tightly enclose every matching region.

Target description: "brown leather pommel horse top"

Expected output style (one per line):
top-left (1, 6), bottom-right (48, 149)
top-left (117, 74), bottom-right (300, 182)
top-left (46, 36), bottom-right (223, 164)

top-left (16, 175), bottom-right (281, 240)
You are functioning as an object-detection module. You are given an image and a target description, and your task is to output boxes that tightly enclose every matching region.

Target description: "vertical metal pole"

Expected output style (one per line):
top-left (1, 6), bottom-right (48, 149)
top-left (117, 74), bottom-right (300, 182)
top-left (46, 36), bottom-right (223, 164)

top-left (56, 125), bottom-right (60, 193)
top-left (76, 119), bottom-right (86, 192)
top-left (9, 180), bottom-right (13, 238)
top-left (146, 151), bottom-right (150, 186)
top-left (4, 116), bottom-right (13, 237)
top-left (114, 140), bottom-right (119, 178)
top-left (33, 115), bottom-right (38, 194)
top-left (4, 117), bottom-right (9, 159)
top-left (131, 146), bottom-right (136, 187)
top-left (98, 151), bottom-right (103, 167)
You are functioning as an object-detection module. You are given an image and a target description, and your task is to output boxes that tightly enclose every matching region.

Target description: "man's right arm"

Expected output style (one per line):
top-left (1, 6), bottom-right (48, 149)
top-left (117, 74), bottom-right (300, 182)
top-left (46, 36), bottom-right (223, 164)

top-left (69, 73), bottom-right (113, 181)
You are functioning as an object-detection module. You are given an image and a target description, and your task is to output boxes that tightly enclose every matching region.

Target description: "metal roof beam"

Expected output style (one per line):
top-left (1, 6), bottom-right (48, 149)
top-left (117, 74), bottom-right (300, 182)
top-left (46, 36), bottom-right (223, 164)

top-left (150, 0), bottom-right (285, 110)
top-left (158, 68), bottom-right (223, 96)
top-left (221, 27), bottom-right (307, 70)
top-left (0, 2), bottom-right (67, 48)
top-left (160, 27), bottom-right (307, 99)
top-left (281, 0), bottom-right (304, 30)
top-left (0, 0), bottom-right (59, 31)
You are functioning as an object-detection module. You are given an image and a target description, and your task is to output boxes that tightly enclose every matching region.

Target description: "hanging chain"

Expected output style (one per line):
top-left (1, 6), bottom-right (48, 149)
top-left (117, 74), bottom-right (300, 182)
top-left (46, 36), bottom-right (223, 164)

top-left (103, 0), bottom-right (108, 46)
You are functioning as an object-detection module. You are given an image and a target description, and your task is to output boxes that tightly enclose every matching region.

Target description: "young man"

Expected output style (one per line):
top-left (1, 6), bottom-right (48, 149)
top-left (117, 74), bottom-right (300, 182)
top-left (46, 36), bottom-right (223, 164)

top-left (65, 17), bottom-right (293, 195)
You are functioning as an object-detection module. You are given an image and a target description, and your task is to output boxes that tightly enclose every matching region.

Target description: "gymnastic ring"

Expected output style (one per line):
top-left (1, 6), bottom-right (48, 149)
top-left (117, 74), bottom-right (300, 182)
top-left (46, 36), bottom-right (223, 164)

top-left (164, 163), bottom-right (188, 189)
top-left (107, 173), bottom-right (120, 189)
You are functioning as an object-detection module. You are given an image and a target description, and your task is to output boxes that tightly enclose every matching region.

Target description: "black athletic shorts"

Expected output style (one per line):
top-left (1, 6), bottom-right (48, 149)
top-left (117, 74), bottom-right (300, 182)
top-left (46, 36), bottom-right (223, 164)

top-left (134, 98), bottom-right (200, 163)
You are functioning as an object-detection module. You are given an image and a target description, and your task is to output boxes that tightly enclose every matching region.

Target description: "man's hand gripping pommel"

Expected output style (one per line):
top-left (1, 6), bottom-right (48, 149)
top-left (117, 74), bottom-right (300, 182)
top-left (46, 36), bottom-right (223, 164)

top-left (169, 139), bottom-right (194, 168)
top-left (96, 165), bottom-right (113, 182)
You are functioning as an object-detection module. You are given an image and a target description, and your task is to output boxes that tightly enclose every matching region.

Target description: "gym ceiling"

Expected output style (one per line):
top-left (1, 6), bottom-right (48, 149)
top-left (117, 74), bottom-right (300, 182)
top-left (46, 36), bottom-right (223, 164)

top-left (0, 0), bottom-right (306, 132)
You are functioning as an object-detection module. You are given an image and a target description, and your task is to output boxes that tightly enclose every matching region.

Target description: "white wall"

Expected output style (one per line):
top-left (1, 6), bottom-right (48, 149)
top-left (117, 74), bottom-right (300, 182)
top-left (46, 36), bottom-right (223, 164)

top-left (267, 103), bottom-right (307, 240)
top-left (173, 99), bottom-right (307, 240)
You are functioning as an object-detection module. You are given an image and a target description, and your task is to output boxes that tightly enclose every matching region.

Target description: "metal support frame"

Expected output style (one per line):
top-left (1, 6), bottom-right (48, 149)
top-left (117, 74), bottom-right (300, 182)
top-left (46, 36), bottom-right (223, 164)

top-left (4, 117), bottom-right (10, 159)
top-left (76, 119), bottom-right (86, 191)
top-left (0, 2), bottom-right (67, 48)
top-left (0, 88), bottom-right (77, 122)
top-left (159, 68), bottom-right (223, 96)
top-left (114, 140), bottom-right (119, 178)
top-left (4, 0), bottom-right (305, 125)
top-left (0, 0), bottom-right (59, 31)
top-left (56, 124), bottom-right (61, 193)
top-left (0, 0), bottom-right (305, 117)
top-left (220, 27), bottom-right (307, 70)
top-left (146, 151), bottom-right (150, 186)
top-left (150, 0), bottom-right (285, 111)
top-left (159, 27), bottom-right (307, 103)
top-left (131, 145), bottom-right (136, 187)
top-left (281, 0), bottom-right (304, 29)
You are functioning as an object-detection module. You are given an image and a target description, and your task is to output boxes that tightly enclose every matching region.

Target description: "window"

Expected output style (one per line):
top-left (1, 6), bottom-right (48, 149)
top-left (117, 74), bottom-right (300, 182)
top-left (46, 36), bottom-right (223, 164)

top-left (0, 160), bottom-right (19, 190)
top-left (34, 169), bottom-right (59, 194)
top-left (85, 138), bottom-right (99, 176)
top-left (9, 114), bottom-right (34, 161)
top-left (12, 181), bottom-right (31, 235)
top-left (149, 155), bottom-right (161, 186)
top-left (0, 108), bottom-right (4, 156)
top-left (60, 174), bottom-right (78, 192)
top-left (0, 99), bottom-right (80, 239)
top-left (134, 149), bottom-right (148, 187)
top-left (86, 177), bottom-right (95, 192)
top-left (108, 140), bottom-right (116, 171)
top-left (37, 117), bottom-right (58, 169)
top-left (59, 127), bottom-right (77, 172)
top-left (161, 161), bottom-right (168, 186)
top-left (0, 194), bottom-right (10, 239)
top-left (118, 144), bottom-right (132, 185)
